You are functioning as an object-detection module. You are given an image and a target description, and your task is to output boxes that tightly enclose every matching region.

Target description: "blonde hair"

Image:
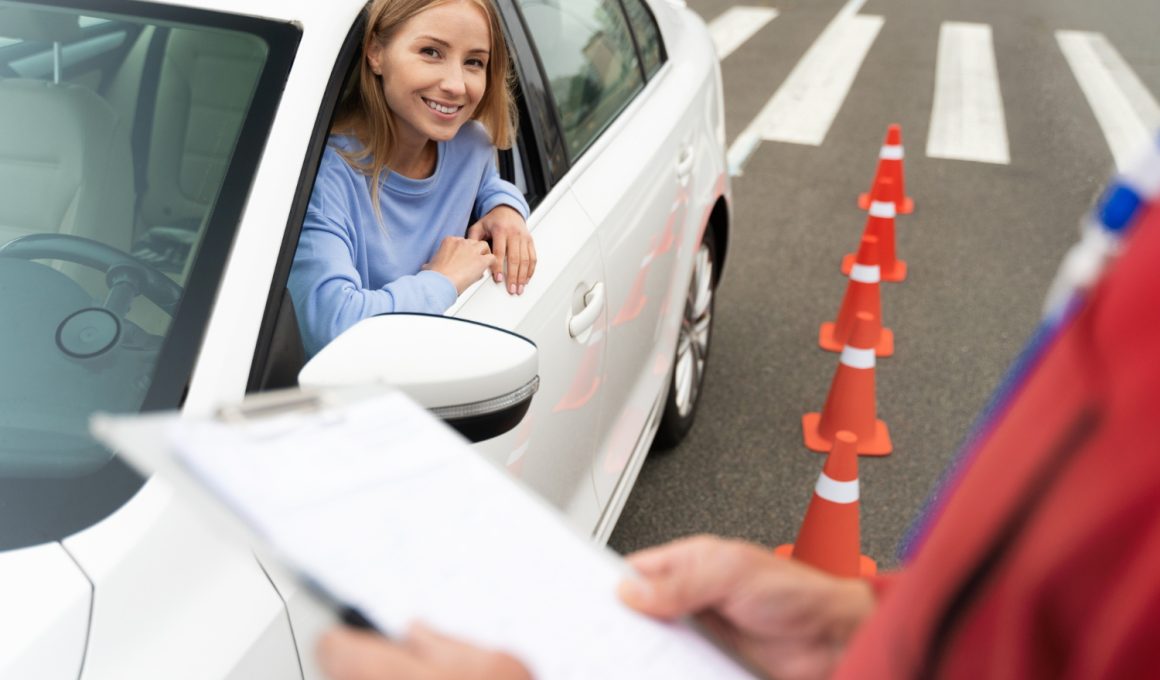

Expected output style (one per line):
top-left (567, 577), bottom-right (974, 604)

top-left (332, 0), bottom-right (517, 214)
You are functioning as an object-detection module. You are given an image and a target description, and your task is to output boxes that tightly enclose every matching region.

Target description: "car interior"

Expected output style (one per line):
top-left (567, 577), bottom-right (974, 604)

top-left (0, 3), bottom-right (271, 478)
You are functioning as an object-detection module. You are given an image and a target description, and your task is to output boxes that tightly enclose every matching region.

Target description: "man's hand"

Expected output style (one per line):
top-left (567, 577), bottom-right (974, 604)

top-left (619, 535), bottom-right (875, 680)
top-left (317, 623), bottom-right (531, 680)
top-left (467, 205), bottom-right (536, 295)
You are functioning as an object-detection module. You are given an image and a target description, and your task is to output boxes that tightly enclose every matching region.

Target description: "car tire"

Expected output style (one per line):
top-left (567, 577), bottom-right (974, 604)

top-left (653, 227), bottom-right (717, 450)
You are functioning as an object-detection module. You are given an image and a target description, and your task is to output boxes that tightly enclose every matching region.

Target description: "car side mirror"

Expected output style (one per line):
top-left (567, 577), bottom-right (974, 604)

top-left (298, 314), bottom-right (538, 443)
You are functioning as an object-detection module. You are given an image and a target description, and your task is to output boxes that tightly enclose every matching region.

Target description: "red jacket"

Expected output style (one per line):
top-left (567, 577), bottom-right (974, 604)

top-left (833, 204), bottom-right (1160, 679)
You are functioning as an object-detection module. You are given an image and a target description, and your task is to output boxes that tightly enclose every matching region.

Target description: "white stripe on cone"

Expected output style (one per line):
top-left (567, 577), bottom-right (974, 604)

top-left (879, 144), bottom-right (904, 160)
top-left (869, 201), bottom-right (896, 218)
top-left (849, 263), bottom-right (881, 284)
top-left (840, 345), bottom-right (876, 369)
top-left (815, 472), bottom-right (860, 504)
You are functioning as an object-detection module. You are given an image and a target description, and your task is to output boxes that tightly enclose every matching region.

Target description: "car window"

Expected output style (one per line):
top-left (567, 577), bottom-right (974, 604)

top-left (0, 1), bottom-right (298, 550)
top-left (515, 0), bottom-right (644, 161)
top-left (621, 0), bottom-right (664, 78)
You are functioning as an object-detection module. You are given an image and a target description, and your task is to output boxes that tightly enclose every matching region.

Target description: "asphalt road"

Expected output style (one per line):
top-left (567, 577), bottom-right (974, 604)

top-left (608, 0), bottom-right (1160, 566)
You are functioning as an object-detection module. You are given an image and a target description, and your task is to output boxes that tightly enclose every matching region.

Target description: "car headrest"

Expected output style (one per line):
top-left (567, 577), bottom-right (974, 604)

top-left (0, 7), bottom-right (81, 42)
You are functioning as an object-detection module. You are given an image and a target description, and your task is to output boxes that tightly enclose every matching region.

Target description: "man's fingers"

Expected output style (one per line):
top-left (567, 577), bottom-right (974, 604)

top-left (619, 535), bottom-right (758, 620)
top-left (317, 628), bottom-right (429, 680)
top-left (526, 239), bottom-right (537, 281)
top-left (409, 624), bottom-right (533, 680)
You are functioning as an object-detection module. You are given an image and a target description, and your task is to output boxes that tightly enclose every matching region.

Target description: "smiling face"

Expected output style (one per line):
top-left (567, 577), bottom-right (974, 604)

top-left (367, 0), bottom-right (491, 159)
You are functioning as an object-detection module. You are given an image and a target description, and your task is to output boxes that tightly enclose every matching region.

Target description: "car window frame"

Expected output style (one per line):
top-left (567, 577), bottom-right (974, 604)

top-left (495, 0), bottom-right (569, 194)
top-left (245, 11), bottom-right (366, 394)
top-left (506, 0), bottom-right (664, 168)
top-left (618, 0), bottom-right (666, 79)
top-left (138, 4), bottom-right (300, 410)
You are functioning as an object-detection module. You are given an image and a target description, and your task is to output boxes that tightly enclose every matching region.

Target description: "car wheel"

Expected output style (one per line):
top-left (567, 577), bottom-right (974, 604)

top-left (653, 227), bottom-right (716, 450)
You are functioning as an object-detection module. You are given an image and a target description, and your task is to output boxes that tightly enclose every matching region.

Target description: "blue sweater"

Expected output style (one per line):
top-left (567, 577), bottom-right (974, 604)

top-left (289, 123), bottom-right (529, 357)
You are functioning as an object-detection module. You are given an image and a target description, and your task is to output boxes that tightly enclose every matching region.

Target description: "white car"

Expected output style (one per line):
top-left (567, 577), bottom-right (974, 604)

top-left (0, 0), bottom-right (730, 677)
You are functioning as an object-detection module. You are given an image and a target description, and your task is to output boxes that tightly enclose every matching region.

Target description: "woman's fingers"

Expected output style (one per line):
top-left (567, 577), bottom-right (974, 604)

top-left (526, 238), bottom-right (537, 283)
top-left (463, 208), bottom-right (536, 294)
top-left (465, 221), bottom-right (486, 242)
top-left (429, 237), bottom-right (494, 293)
top-left (506, 235), bottom-right (524, 294)
top-left (486, 235), bottom-right (505, 283)
top-left (514, 239), bottom-right (531, 295)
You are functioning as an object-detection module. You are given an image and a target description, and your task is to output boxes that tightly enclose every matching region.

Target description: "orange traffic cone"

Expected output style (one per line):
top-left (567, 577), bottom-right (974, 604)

top-left (842, 176), bottom-right (906, 282)
top-left (858, 124), bottom-right (914, 214)
top-left (776, 431), bottom-right (877, 577)
top-left (820, 234), bottom-right (894, 357)
top-left (803, 312), bottom-right (892, 456)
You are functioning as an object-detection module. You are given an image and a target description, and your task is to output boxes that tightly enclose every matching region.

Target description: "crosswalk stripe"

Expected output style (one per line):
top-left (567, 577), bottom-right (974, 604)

top-left (926, 22), bottom-right (1010, 165)
top-left (758, 12), bottom-right (882, 146)
top-left (708, 6), bottom-right (779, 61)
top-left (1056, 30), bottom-right (1160, 171)
top-left (727, 0), bottom-right (881, 173)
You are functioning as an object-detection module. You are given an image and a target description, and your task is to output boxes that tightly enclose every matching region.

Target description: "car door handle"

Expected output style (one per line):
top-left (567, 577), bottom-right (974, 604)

top-left (568, 282), bottom-right (605, 338)
top-left (675, 143), bottom-right (695, 179)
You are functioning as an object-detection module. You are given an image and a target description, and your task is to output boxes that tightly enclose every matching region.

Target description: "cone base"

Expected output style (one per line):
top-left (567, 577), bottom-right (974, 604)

top-left (774, 544), bottom-right (878, 576)
top-left (859, 192), bottom-right (914, 214)
top-left (842, 253), bottom-right (907, 282)
top-left (802, 412), bottom-right (892, 456)
top-left (819, 322), bottom-right (894, 357)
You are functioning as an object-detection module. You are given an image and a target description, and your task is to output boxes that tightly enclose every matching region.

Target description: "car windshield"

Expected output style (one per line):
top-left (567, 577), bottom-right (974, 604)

top-left (0, 1), bottom-right (298, 550)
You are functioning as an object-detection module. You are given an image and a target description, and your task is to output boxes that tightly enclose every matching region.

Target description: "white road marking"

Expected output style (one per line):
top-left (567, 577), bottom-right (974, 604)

top-left (727, 0), bottom-right (881, 174)
top-left (926, 22), bottom-right (1010, 165)
top-left (1056, 30), bottom-right (1160, 171)
top-left (708, 6), bottom-right (779, 61)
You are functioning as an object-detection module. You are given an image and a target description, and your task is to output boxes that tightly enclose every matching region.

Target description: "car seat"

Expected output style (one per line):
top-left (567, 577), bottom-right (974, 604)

top-left (0, 8), bottom-right (134, 252)
top-left (131, 26), bottom-right (267, 274)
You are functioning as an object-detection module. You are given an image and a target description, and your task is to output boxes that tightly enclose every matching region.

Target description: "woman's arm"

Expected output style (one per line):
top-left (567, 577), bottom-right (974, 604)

top-left (288, 210), bottom-right (459, 357)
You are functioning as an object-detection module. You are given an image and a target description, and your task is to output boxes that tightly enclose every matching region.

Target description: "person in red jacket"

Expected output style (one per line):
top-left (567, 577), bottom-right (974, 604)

top-left (318, 170), bottom-right (1160, 679)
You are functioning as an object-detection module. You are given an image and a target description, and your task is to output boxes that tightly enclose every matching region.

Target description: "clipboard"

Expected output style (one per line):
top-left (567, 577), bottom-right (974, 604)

top-left (92, 384), bottom-right (759, 679)
top-left (90, 384), bottom-right (391, 631)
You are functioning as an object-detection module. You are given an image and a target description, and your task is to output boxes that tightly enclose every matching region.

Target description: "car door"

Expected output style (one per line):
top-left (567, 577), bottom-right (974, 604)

top-left (450, 5), bottom-right (608, 532)
top-left (516, 0), bottom-right (699, 510)
top-left (453, 186), bottom-right (608, 531)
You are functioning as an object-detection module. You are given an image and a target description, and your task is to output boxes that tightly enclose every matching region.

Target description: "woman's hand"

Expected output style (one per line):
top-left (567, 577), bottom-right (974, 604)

top-left (317, 623), bottom-right (531, 680)
top-left (425, 236), bottom-right (496, 294)
top-left (467, 205), bottom-right (536, 295)
top-left (619, 535), bottom-right (876, 680)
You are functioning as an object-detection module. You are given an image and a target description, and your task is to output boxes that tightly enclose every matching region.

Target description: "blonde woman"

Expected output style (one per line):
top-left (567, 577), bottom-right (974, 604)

top-left (289, 0), bottom-right (535, 357)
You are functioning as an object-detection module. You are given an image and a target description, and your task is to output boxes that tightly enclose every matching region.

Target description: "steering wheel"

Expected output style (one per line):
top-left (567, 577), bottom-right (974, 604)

top-left (0, 233), bottom-right (183, 314)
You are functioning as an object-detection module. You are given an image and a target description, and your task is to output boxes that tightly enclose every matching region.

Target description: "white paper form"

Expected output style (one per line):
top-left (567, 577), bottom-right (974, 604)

top-left (96, 389), bottom-right (757, 680)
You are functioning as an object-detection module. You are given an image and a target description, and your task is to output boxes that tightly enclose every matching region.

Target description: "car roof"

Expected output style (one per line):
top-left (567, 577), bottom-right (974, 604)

top-left (147, 0), bottom-right (368, 27)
